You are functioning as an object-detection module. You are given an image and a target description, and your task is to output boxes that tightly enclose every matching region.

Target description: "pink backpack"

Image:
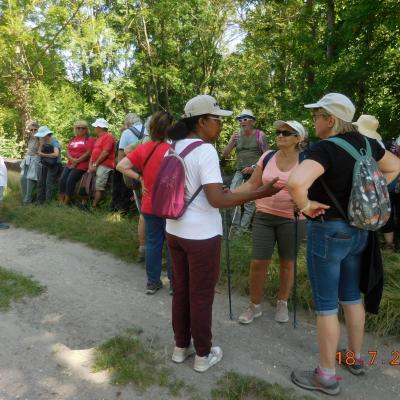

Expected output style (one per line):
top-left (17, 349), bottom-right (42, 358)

top-left (152, 140), bottom-right (204, 219)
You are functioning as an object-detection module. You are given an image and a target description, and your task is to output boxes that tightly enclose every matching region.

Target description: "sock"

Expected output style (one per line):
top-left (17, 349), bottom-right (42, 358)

top-left (317, 365), bottom-right (336, 381)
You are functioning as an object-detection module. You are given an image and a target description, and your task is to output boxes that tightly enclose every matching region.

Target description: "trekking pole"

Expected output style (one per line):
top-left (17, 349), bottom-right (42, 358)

top-left (223, 208), bottom-right (233, 320)
top-left (228, 176), bottom-right (245, 239)
top-left (293, 208), bottom-right (299, 329)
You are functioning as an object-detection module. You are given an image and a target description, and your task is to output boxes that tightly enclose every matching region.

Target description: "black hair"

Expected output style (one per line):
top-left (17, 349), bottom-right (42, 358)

top-left (167, 114), bottom-right (210, 141)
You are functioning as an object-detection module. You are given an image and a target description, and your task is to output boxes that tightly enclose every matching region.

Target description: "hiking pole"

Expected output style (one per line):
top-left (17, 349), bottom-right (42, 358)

top-left (293, 208), bottom-right (299, 329)
top-left (223, 208), bottom-right (233, 320)
top-left (228, 176), bottom-right (245, 239)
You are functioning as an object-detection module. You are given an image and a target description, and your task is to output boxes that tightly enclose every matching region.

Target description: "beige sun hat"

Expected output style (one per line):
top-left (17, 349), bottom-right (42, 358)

top-left (353, 115), bottom-right (382, 141)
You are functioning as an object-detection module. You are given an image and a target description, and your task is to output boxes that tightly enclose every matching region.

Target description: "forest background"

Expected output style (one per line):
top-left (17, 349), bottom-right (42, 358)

top-left (1, 0), bottom-right (399, 159)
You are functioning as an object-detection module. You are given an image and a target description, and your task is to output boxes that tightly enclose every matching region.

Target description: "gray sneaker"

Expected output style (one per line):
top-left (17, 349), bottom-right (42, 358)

top-left (337, 349), bottom-right (366, 376)
top-left (291, 368), bottom-right (340, 396)
top-left (194, 346), bottom-right (223, 372)
top-left (275, 300), bottom-right (289, 323)
top-left (172, 345), bottom-right (195, 363)
top-left (146, 281), bottom-right (163, 295)
top-left (238, 303), bottom-right (262, 324)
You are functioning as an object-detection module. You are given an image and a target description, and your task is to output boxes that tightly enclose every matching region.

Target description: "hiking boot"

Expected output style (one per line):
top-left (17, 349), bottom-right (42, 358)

top-left (238, 303), bottom-right (262, 324)
top-left (337, 349), bottom-right (366, 376)
top-left (291, 368), bottom-right (341, 396)
top-left (172, 345), bottom-right (195, 363)
top-left (146, 281), bottom-right (163, 295)
top-left (275, 300), bottom-right (289, 323)
top-left (194, 346), bottom-right (223, 373)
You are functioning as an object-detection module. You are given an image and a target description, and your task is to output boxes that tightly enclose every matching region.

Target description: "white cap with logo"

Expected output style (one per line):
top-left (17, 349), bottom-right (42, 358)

top-left (273, 120), bottom-right (307, 141)
top-left (183, 95), bottom-right (232, 118)
top-left (34, 126), bottom-right (53, 138)
top-left (304, 93), bottom-right (355, 122)
top-left (92, 118), bottom-right (109, 128)
top-left (353, 115), bottom-right (382, 141)
top-left (237, 109), bottom-right (255, 120)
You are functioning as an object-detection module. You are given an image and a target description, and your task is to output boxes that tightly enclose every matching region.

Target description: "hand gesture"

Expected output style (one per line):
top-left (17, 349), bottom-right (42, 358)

top-left (256, 177), bottom-right (281, 198)
top-left (241, 166), bottom-right (254, 175)
top-left (301, 200), bottom-right (330, 218)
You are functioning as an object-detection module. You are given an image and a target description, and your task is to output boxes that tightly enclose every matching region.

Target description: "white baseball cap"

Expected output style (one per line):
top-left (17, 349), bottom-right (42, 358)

top-left (304, 93), bottom-right (355, 122)
top-left (183, 95), bottom-right (232, 118)
top-left (273, 120), bottom-right (307, 141)
top-left (92, 118), bottom-right (109, 128)
top-left (353, 115), bottom-right (382, 141)
top-left (34, 126), bottom-right (53, 138)
top-left (237, 109), bottom-right (255, 120)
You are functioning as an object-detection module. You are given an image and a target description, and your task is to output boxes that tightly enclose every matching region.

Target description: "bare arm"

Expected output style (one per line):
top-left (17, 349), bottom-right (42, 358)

top-left (221, 132), bottom-right (239, 158)
top-left (203, 178), bottom-right (280, 209)
top-left (38, 147), bottom-right (59, 158)
top-left (287, 159), bottom-right (330, 218)
top-left (117, 149), bottom-right (125, 163)
top-left (377, 150), bottom-right (400, 183)
top-left (116, 157), bottom-right (142, 181)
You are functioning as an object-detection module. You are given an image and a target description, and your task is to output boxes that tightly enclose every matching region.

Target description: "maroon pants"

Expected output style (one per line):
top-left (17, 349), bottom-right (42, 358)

top-left (167, 233), bottom-right (221, 357)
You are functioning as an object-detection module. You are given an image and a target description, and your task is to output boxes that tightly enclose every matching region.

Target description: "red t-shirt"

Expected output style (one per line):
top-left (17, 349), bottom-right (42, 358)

top-left (91, 132), bottom-right (115, 168)
top-left (127, 141), bottom-right (170, 214)
top-left (67, 136), bottom-right (95, 171)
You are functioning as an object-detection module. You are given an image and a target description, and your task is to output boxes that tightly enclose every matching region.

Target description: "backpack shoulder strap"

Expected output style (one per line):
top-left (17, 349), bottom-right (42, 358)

top-left (143, 142), bottom-right (162, 170)
top-left (299, 151), bottom-right (307, 162)
top-left (262, 150), bottom-right (277, 171)
top-left (325, 137), bottom-right (362, 160)
top-left (178, 140), bottom-right (204, 158)
top-left (128, 126), bottom-right (144, 140)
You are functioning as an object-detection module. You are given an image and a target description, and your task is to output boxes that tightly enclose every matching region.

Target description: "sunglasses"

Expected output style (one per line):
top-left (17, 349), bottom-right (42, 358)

top-left (29, 129), bottom-right (38, 132)
top-left (75, 126), bottom-right (87, 130)
top-left (238, 118), bottom-right (253, 122)
top-left (275, 130), bottom-right (298, 137)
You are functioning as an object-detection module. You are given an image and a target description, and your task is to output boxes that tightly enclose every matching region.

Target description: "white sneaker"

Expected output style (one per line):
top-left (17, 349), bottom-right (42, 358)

top-left (275, 300), bottom-right (289, 323)
top-left (193, 346), bottom-right (223, 372)
top-left (238, 303), bottom-right (262, 324)
top-left (171, 345), bottom-right (195, 363)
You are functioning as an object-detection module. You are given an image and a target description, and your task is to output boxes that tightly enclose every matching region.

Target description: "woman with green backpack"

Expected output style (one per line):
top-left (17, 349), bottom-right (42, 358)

top-left (288, 93), bottom-right (400, 396)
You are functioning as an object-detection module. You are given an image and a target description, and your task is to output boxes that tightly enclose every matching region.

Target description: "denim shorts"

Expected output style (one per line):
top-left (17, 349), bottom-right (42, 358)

top-left (307, 220), bottom-right (368, 315)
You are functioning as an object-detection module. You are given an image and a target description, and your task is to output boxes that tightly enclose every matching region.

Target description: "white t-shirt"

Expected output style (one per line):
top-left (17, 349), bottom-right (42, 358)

top-left (166, 139), bottom-right (223, 240)
top-left (0, 156), bottom-right (7, 187)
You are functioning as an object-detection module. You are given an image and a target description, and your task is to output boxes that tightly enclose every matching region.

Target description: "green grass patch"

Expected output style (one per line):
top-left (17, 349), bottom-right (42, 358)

top-left (0, 266), bottom-right (45, 309)
top-left (211, 371), bottom-right (314, 400)
top-left (92, 328), bottom-right (188, 396)
top-left (1, 171), bottom-right (139, 263)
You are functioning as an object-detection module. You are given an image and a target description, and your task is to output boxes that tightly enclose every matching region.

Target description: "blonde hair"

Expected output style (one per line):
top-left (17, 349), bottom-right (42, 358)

top-left (316, 108), bottom-right (354, 135)
top-left (124, 113), bottom-right (141, 128)
top-left (73, 120), bottom-right (89, 129)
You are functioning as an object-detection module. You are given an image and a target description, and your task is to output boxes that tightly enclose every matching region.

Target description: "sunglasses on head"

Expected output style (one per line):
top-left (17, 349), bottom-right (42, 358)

top-left (238, 117), bottom-right (253, 122)
top-left (275, 130), bottom-right (298, 137)
top-left (75, 126), bottom-right (87, 130)
top-left (29, 128), bottom-right (38, 132)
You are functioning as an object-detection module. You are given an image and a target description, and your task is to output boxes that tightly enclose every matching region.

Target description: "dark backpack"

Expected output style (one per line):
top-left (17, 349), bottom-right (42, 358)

top-left (128, 124), bottom-right (145, 141)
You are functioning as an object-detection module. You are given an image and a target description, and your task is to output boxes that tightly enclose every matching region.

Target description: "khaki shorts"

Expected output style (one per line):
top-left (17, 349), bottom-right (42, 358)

top-left (95, 165), bottom-right (112, 191)
top-left (252, 212), bottom-right (307, 261)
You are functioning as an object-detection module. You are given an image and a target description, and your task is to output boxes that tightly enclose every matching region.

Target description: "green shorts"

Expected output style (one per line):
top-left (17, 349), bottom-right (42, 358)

top-left (252, 212), bottom-right (307, 261)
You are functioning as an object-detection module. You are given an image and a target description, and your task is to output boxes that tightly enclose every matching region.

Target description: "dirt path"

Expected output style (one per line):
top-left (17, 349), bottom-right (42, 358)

top-left (0, 227), bottom-right (399, 400)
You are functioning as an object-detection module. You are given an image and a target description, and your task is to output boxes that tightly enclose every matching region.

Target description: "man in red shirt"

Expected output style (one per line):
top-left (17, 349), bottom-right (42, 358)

top-left (89, 118), bottom-right (115, 208)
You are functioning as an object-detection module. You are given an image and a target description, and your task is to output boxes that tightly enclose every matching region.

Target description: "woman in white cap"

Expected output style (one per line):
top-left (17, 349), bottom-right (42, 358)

top-left (35, 126), bottom-right (62, 203)
top-left (236, 120), bottom-right (307, 325)
top-left (166, 95), bottom-right (280, 373)
top-left (222, 110), bottom-right (268, 233)
top-left (288, 93), bottom-right (400, 395)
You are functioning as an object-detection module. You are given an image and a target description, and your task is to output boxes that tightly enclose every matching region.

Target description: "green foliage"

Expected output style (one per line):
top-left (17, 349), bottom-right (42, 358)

top-left (211, 371), bottom-right (314, 400)
top-left (0, 266), bottom-right (45, 310)
top-left (93, 329), bottom-right (186, 395)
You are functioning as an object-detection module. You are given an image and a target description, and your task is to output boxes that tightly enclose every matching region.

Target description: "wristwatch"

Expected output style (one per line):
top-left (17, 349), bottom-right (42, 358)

top-left (251, 164), bottom-right (256, 169)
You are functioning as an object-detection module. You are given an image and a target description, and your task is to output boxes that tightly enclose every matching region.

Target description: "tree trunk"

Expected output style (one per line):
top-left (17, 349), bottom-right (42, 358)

top-left (326, 0), bottom-right (336, 59)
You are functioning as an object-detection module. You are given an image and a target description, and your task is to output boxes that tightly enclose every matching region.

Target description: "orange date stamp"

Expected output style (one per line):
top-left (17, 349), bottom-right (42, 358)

top-left (337, 350), bottom-right (400, 366)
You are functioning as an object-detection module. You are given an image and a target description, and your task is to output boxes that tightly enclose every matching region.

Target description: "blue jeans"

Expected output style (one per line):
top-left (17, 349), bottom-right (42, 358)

top-left (307, 220), bottom-right (368, 315)
top-left (143, 213), bottom-right (171, 285)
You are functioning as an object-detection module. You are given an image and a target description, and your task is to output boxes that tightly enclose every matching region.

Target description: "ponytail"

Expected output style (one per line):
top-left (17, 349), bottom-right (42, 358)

top-left (167, 115), bottom-right (207, 140)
